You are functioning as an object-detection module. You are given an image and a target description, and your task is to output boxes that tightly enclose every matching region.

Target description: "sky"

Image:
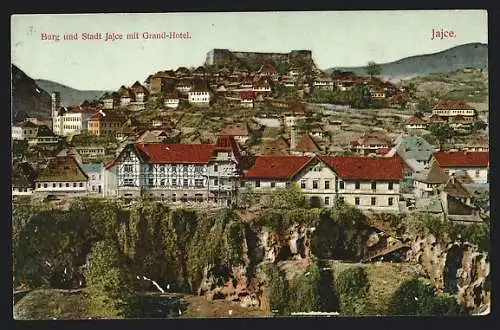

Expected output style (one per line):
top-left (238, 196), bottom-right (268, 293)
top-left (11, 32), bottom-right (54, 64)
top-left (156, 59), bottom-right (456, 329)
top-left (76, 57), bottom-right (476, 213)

top-left (11, 10), bottom-right (488, 91)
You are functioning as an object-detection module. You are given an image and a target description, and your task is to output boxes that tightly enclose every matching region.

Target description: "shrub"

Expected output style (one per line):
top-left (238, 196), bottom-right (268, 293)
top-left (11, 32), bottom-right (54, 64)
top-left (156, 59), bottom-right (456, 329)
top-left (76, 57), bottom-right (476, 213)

top-left (263, 263), bottom-right (290, 315)
top-left (387, 279), bottom-right (467, 316)
top-left (335, 266), bottom-right (370, 315)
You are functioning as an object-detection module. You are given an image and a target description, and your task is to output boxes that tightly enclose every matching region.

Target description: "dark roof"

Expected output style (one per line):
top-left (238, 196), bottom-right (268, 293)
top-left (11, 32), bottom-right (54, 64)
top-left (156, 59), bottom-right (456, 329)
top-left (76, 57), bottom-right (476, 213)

top-left (434, 100), bottom-right (476, 111)
top-left (295, 133), bottom-right (321, 153)
top-left (36, 156), bottom-right (89, 182)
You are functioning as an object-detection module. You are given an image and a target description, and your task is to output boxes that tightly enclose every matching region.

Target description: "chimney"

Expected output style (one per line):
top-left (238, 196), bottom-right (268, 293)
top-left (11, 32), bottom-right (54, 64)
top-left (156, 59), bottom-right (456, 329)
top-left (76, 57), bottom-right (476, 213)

top-left (290, 125), bottom-right (297, 151)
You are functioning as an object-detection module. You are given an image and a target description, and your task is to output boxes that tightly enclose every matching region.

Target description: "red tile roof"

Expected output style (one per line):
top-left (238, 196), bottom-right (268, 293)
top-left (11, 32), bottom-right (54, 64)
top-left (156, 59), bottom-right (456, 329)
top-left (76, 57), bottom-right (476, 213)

top-left (320, 156), bottom-right (404, 180)
top-left (244, 156), bottom-right (312, 179)
top-left (433, 100), bottom-right (476, 110)
top-left (433, 152), bottom-right (489, 168)
top-left (240, 91), bottom-right (254, 100)
top-left (136, 143), bottom-right (215, 164)
top-left (406, 116), bottom-right (427, 125)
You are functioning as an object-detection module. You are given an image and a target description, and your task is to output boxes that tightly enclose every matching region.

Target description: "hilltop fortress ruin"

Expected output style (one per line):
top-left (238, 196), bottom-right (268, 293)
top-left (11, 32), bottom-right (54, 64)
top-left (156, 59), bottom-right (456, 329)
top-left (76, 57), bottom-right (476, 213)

top-left (205, 49), bottom-right (318, 71)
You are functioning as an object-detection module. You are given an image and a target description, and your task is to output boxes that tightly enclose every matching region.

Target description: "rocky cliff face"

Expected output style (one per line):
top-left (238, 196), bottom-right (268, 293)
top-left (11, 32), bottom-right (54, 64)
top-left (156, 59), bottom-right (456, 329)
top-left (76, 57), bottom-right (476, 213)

top-left (195, 223), bottom-right (312, 310)
top-left (407, 234), bottom-right (490, 314)
top-left (11, 64), bottom-right (52, 122)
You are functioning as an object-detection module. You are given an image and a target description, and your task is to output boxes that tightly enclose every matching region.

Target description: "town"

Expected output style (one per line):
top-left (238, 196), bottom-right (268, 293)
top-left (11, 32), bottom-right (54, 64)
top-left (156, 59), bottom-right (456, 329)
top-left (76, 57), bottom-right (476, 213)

top-left (12, 48), bottom-right (489, 224)
top-left (12, 44), bottom-right (490, 319)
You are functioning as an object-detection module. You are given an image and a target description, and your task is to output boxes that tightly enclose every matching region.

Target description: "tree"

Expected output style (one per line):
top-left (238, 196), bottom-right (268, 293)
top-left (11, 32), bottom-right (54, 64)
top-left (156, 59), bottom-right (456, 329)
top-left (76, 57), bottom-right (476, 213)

top-left (335, 266), bottom-right (370, 315)
top-left (387, 279), bottom-right (466, 316)
top-left (263, 263), bottom-right (291, 315)
top-left (84, 240), bottom-right (131, 318)
top-left (414, 111), bottom-right (425, 118)
top-left (292, 260), bottom-right (338, 313)
top-left (349, 84), bottom-right (370, 109)
top-left (365, 61), bottom-right (381, 78)
top-left (472, 120), bottom-right (487, 132)
top-left (265, 182), bottom-right (308, 209)
top-left (427, 123), bottom-right (455, 150)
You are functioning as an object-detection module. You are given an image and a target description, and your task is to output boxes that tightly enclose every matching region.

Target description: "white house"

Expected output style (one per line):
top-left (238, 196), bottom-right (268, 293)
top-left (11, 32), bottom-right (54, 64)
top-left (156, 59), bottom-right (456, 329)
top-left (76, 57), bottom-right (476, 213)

top-left (242, 155), bottom-right (404, 212)
top-left (103, 135), bottom-right (242, 206)
top-left (164, 91), bottom-right (180, 108)
top-left (34, 155), bottom-right (89, 196)
top-left (80, 163), bottom-right (104, 195)
top-left (52, 106), bottom-right (96, 137)
top-left (188, 89), bottom-right (212, 107)
top-left (12, 121), bottom-right (38, 140)
top-left (431, 151), bottom-right (489, 184)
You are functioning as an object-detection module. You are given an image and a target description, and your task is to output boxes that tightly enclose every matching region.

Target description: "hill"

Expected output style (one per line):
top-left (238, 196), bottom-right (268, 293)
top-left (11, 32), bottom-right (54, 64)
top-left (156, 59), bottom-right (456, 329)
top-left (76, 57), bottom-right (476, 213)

top-left (326, 43), bottom-right (488, 79)
top-left (11, 64), bottom-right (52, 122)
top-left (35, 79), bottom-right (110, 107)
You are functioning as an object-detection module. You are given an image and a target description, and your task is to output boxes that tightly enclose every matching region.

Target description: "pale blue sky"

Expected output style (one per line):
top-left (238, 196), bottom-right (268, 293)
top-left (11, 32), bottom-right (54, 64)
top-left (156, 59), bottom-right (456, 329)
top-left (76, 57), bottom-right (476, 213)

top-left (11, 10), bottom-right (488, 91)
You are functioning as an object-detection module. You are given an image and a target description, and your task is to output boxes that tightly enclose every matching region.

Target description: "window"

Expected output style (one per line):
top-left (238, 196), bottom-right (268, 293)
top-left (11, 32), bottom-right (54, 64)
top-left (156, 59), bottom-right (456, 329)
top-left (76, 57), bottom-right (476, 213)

top-left (214, 178), bottom-right (218, 185)
top-left (37, 183), bottom-right (41, 188)
top-left (148, 178), bottom-right (154, 187)
top-left (52, 183), bottom-right (56, 188)
top-left (339, 181), bottom-right (344, 189)
top-left (325, 197), bottom-right (330, 205)
top-left (214, 165), bottom-right (218, 172)
top-left (183, 165), bottom-right (188, 172)
top-left (300, 180), bottom-right (306, 189)
top-left (66, 183), bottom-right (70, 187)
top-left (339, 197), bottom-right (345, 203)
top-left (355, 182), bottom-right (360, 190)
top-left (388, 197), bottom-right (394, 206)
top-left (371, 197), bottom-right (376, 206)
top-left (355, 197), bottom-right (360, 205)
top-left (79, 182), bottom-right (83, 187)
top-left (92, 185), bottom-right (96, 191)
top-left (124, 164), bottom-right (133, 172)
top-left (73, 183), bottom-right (77, 187)
top-left (172, 179), bottom-right (177, 187)
top-left (371, 182), bottom-right (377, 190)
top-left (313, 180), bottom-right (318, 189)
top-left (183, 179), bottom-right (188, 187)
top-left (475, 170), bottom-right (480, 178)
top-left (59, 183), bottom-right (62, 188)
top-left (195, 179), bottom-right (204, 188)
top-left (388, 182), bottom-right (394, 190)
top-left (240, 181), bottom-right (245, 188)
top-left (255, 180), bottom-right (260, 188)
top-left (325, 180), bottom-right (330, 190)
top-left (270, 181), bottom-right (276, 188)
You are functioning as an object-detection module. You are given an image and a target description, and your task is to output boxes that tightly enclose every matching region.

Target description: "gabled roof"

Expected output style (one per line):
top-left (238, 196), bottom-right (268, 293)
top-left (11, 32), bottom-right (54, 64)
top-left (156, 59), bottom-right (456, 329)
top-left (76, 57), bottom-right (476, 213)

top-left (320, 155), bottom-right (404, 181)
top-left (35, 125), bottom-right (56, 137)
top-left (295, 133), bottom-right (321, 153)
top-left (396, 136), bottom-right (434, 162)
top-left (433, 151), bottom-right (489, 168)
top-left (80, 163), bottom-right (102, 174)
top-left (261, 137), bottom-right (290, 156)
top-left (135, 143), bottom-right (216, 164)
top-left (36, 156), bottom-right (89, 182)
top-left (244, 156), bottom-right (312, 179)
top-left (434, 100), bottom-right (476, 111)
top-left (258, 63), bottom-right (277, 75)
top-left (413, 161), bottom-right (449, 184)
top-left (406, 116), bottom-right (427, 125)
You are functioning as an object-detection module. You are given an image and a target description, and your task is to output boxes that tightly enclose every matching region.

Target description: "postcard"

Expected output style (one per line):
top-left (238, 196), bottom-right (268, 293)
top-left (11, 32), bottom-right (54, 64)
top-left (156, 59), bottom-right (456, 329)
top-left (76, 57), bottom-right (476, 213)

top-left (11, 10), bottom-right (489, 319)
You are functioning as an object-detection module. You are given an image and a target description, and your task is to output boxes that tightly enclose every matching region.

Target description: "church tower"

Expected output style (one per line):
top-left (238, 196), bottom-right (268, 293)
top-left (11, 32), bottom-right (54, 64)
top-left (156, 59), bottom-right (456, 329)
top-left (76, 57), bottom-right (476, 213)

top-left (51, 92), bottom-right (61, 134)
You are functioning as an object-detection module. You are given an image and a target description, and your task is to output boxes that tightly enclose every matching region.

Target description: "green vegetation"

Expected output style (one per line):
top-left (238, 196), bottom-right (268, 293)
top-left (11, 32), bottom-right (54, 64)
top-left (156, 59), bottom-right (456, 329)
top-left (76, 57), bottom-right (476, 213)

top-left (84, 240), bottom-right (132, 318)
top-left (388, 279), bottom-right (466, 316)
top-left (365, 61), bottom-right (382, 78)
top-left (335, 266), bottom-right (370, 315)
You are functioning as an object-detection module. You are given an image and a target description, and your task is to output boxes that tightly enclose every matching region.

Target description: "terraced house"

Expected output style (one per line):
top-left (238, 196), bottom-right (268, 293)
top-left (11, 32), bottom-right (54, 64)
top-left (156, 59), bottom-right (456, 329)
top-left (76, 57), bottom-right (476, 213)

top-left (242, 155), bottom-right (404, 212)
top-left (103, 135), bottom-right (242, 206)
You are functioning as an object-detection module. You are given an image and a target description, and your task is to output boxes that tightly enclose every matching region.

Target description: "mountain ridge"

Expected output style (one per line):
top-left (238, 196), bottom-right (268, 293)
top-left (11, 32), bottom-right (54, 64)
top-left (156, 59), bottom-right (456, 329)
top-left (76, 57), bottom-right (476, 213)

top-left (326, 43), bottom-right (488, 79)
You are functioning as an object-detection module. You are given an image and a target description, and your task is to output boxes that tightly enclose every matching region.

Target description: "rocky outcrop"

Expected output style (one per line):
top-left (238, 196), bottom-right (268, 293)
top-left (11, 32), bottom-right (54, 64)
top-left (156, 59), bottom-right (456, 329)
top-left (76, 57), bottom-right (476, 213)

top-left (407, 234), bottom-right (490, 313)
top-left (196, 223), bottom-right (313, 309)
